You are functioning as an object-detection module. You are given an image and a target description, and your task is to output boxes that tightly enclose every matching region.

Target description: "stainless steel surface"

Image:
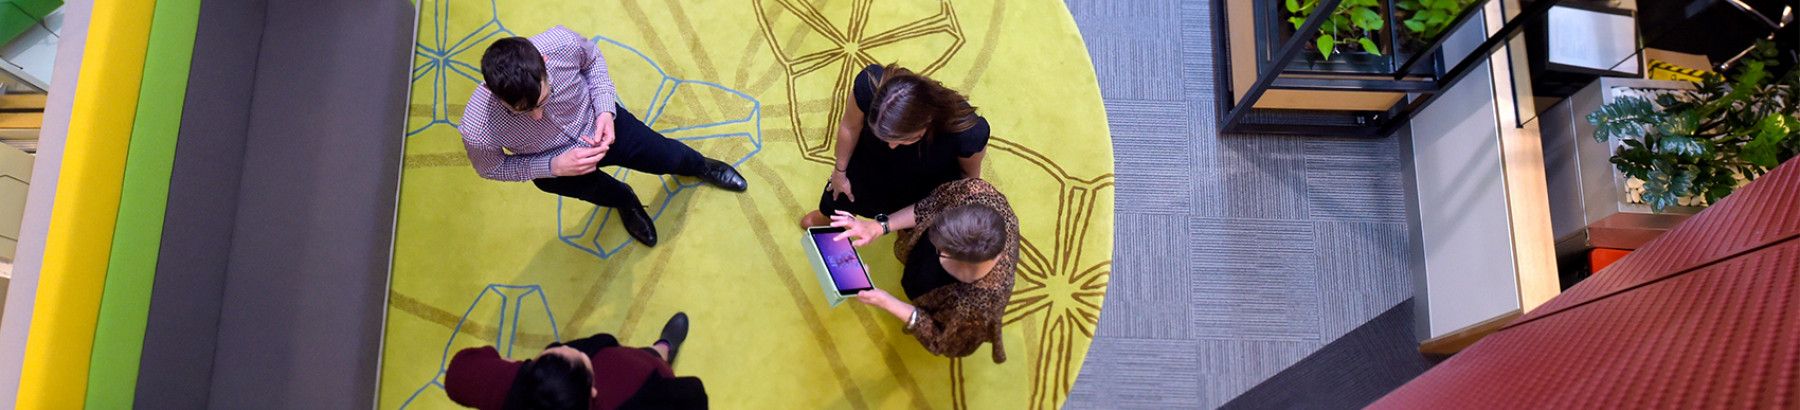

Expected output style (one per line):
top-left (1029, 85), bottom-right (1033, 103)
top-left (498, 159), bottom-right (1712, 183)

top-left (1540, 77), bottom-right (1700, 255)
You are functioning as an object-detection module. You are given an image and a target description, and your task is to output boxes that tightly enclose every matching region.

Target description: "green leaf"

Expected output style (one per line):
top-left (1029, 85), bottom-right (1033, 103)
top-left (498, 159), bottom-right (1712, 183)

top-left (1644, 166), bottom-right (1669, 189)
top-left (1655, 111), bottom-right (1699, 138)
top-left (1644, 191), bottom-right (1678, 212)
top-left (1657, 135), bottom-right (1706, 156)
top-left (1287, 0), bottom-right (1301, 12)
top-left (1427, 10), bottom-right (1448, 25)
top-left (1588, 96), bottom-right (1658, 142)
top-left (1735, 60), bottom-right (1771, 91)
top-left (1317, 34), bottom-right (1335, 60)
top-left (1701, 60), bottom-right (1768, 118)
top-left (1668, 169), bottom-right (1696, 195)
top-left (1743, 138), bottom-right (1779, 167)
top-left (1702, 169), bottom-right (1738, 203)
top-left (1642, 167), bottom-right (1676, 212)
top-left (1396, 0), bottom-right (1418, 10)
top-left (1359, 37), bottom-right (1380, 55)
top-left (1742, 114), bottom-right (1792, 167)
top-left (1614, 158), bottom-right (1650, 181)
top-left (1757, 112), bottom-right (1792, 137)
top-left (1403, 19), bottom-right (1426, 33)
top-left (1351, 7), bottom-right (1384, 30)
top-left (1654, 93), bottom-right (1682, 108)
top-left (1290, 16), bottom-right (1306, 29)
top-left (1706, 184), bottom-right (1732, 203)
top-left (1640, 164), bottom-right (1699, 213)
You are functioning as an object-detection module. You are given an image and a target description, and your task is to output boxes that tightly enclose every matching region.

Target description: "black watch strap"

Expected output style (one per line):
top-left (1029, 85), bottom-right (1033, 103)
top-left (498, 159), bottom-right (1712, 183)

top-left (875, 214), bottom-right (890, 234)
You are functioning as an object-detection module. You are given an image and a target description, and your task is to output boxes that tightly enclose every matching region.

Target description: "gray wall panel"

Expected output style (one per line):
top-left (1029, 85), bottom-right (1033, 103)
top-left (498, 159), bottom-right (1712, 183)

top-left (0, 0), bottom-right (91, 400)
top-left (136, 0), bottom-right (268, 406)
top-left (203, 0), bottom-right (410, 407)
top-left (1405, 10), bottom-right (1522, 339)
top-left (127, 0), bottom-right (408, 407)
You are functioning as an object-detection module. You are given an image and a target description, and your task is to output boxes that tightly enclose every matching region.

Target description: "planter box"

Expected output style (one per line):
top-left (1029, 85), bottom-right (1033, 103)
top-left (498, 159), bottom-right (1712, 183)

top-left (1540, 78), bottom-right (1699, 257)
top-left (1226, 0), bottom-right (1407, 111)
top-left (1258, 0), bottom-right (1394, 74)
top-left (1388, 0), bottom-right (1473, 76)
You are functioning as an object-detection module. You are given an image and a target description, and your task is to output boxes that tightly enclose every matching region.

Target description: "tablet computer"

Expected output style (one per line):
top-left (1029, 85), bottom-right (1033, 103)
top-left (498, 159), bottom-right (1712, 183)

top-left (806, 226), bottom-right (874, 296)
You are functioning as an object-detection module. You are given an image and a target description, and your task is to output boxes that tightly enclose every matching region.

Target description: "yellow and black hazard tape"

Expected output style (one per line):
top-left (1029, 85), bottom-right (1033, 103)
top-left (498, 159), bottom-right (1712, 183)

top-left (1649, 59), bottom-right (1718, 83)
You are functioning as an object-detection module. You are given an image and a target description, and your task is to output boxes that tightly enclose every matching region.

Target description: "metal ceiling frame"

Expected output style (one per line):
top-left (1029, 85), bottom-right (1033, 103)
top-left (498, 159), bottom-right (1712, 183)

top-left (1214, 0), bottom-right (1565, 137)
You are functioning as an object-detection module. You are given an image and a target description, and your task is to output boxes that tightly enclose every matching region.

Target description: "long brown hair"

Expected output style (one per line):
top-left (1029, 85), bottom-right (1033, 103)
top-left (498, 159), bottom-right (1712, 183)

top-left (866, 63), bottom-right (979, 144)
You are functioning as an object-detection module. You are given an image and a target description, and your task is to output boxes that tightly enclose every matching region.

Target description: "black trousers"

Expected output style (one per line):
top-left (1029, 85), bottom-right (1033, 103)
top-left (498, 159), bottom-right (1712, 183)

top-left (539, 333), bottom-right (708, 409)
top-left (533, 105), bottom-right (708, 208)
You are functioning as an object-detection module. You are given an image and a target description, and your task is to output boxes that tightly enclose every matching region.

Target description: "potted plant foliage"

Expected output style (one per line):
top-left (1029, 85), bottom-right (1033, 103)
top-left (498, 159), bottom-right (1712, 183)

top-left (1279, 0), bottom-right (1387, 71)
top-left (1386, 0), bottom-right (1477, 75)
top-left (1587, 42), bottom-right (1799, 213)
top-left (1393, 0), bottom-right (1477, 49)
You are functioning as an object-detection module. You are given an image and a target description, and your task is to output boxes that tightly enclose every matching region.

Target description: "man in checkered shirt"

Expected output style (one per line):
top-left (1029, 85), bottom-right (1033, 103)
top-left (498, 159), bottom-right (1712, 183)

top-left (461, 26), bottom-right (748, 247)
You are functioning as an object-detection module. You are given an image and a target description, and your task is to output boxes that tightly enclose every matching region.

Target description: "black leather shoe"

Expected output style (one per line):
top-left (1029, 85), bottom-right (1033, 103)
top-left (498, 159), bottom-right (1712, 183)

top-left (618, 205), bottom-right (658, 247)
top-left (699, 158), bottom-right (748, 192)
top-left (656, 312), bottom-right (689, 365)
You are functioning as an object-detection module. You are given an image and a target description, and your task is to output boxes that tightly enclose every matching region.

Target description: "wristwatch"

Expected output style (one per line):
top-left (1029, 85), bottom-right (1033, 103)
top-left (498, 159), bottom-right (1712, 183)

top-left (874, 214), bottom-right (890, 234)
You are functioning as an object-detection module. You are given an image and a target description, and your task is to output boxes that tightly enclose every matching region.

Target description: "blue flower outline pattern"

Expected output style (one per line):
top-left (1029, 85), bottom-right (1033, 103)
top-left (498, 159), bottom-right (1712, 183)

top-left (398, 284), bottom-right (561, 410)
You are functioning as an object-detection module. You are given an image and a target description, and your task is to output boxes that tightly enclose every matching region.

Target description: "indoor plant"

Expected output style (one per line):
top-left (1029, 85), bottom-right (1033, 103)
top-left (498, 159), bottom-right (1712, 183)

top-left (1394, 0), bottom-right (1477, 46)
top-left (1285, 0), bottom-right (1384, 61)
top-left (1587, 42), bottom-right (1799, 213)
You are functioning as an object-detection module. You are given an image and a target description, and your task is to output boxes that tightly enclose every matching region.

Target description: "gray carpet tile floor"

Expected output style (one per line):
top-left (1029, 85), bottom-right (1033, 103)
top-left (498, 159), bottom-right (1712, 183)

top-left (1221, 300), bottom-right (1440, 409)
top-left (1065, 0), bottom-right (1419, 407)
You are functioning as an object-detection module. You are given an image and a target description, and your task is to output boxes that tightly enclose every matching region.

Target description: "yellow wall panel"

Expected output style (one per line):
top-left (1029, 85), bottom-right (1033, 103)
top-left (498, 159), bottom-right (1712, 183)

top-left (15, 0), bottom-right (157, 407)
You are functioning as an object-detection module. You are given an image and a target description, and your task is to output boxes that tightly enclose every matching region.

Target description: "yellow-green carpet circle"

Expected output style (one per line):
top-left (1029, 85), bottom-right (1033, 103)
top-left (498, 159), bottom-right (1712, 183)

top-left (382, 0), bottom-right (1113, 408)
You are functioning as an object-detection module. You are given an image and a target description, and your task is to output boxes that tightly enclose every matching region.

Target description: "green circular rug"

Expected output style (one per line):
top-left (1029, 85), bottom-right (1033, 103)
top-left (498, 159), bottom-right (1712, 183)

top-left (384, 0), bottom-right (1113, 408)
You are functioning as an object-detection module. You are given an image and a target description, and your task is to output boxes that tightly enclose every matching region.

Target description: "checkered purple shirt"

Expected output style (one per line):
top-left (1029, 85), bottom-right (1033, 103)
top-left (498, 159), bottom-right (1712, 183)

top-left (459, 26), bottom-right (618, 181)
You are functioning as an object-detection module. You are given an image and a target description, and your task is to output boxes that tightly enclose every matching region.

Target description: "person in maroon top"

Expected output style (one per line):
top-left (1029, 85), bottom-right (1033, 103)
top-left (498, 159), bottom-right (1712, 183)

top-left (445, 313), bottom-right (705, 410)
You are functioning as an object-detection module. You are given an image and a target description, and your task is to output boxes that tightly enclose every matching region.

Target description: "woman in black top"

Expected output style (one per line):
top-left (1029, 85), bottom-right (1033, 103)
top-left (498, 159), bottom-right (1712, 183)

top-left (799, 63), bottom-right (990, 228)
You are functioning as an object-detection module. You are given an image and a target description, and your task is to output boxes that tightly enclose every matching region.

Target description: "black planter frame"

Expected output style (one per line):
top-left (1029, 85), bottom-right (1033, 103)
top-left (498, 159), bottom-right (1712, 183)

top-left (1218, 0), bottom-right (1565, 137)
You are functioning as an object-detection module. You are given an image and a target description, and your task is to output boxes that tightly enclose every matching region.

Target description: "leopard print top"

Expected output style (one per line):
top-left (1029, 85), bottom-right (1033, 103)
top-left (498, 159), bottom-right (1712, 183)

top-left (894, 178), bottom-right (1018, 363)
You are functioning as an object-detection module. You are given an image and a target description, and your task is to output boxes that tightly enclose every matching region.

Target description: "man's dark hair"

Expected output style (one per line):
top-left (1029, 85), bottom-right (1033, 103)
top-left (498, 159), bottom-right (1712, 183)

top-left (928, 205), bottom-right (1007, 262)
top-left (502, 354), bottom-right (591, 410)
top-left (481, 37), bottom-right (547, 112)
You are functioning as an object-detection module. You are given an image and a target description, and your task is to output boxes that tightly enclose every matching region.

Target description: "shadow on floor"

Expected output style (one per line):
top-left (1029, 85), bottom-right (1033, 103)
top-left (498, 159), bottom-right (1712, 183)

top-left (1221, 299), bottom-right (1439, 409)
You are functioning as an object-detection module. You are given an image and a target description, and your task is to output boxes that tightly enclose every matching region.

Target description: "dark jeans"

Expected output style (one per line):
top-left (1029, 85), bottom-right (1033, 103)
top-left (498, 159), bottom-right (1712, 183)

top-left (534, 105), bottom-right (707, 208)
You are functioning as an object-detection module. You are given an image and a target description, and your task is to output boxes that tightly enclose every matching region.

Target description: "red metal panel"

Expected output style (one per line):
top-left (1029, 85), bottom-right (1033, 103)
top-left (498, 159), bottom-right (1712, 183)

top-left (1519, 159), bottom-right (1800, 323)
top-left (1376, 159), bottom-right (1800, 407)
top-left (1372, 239), bottom-right (1800, 408)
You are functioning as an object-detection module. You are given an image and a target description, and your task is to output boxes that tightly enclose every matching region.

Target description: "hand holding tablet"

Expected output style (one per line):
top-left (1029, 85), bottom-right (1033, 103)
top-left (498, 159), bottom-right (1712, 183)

top-left (852, 287), bottom-right (894, 307)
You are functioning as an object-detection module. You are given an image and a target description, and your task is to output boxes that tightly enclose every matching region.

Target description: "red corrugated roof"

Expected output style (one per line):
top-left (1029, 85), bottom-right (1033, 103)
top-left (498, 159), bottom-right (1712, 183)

top-left (1372, 158), bottom-right (1800, 408)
